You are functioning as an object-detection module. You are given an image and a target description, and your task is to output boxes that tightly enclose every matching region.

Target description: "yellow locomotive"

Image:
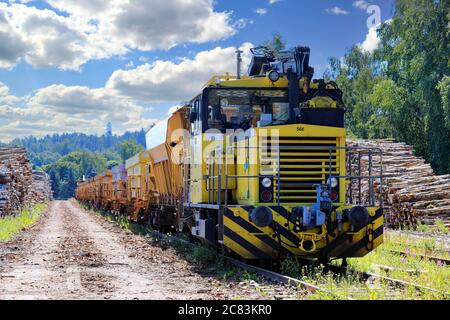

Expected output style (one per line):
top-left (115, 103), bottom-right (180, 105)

top-left (76, 46), bottom-right (384, 262)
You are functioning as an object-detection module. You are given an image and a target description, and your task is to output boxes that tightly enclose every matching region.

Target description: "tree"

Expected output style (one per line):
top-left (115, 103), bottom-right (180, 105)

top-left (377, 0), bottom-right (450, 173)
top-left (118, 140), bottom-right (143, 161)
top-left (262, 32), bottom-right (286, 52)
top-left (44, 151), bottom-right (108, 198)
top-left (437, 76), bottom-right (450, 128)
top-left (106, 122), bottom-right (113, 137)
top-left (368, 79), bottom-right (423, 144)
top-left (324, 0), bottom-right (449, 174)
top-left (324, 45), bottom-right (381, 138)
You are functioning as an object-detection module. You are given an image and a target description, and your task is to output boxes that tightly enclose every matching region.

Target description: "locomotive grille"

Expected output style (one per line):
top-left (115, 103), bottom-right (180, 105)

top-left (260, 136), bottom-right (339, 203)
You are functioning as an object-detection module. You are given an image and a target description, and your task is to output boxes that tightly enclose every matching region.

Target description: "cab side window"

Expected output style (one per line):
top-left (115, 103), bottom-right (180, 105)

top-left (191, 96), bottom-right (202, 136)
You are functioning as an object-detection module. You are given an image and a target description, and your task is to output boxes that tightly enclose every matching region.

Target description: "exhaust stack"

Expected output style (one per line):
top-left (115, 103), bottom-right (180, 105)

top-left (235, 49), bottom-right (243, 79)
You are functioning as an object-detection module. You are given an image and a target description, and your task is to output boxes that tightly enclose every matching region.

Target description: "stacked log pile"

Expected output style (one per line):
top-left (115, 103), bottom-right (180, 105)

top-left (28, 170), bottom-right (53, 206)
top-left (347, 139), bottom-right (450, 230)
top-left (0, 148), bottom-right (52, 216)
top-left (0, 148), bottom-right (33, 216)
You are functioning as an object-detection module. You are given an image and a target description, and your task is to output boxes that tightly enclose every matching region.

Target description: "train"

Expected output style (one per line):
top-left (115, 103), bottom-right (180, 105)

top-left (76, 46), bottom-right (384, 263)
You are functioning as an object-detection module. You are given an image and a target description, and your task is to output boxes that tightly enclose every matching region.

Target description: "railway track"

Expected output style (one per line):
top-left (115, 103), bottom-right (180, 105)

top-left (329, 264), bottom-right (450, 299)
top-left (223, 257), bottom-right (450, 299)
top-left (387, 230), bottom-right (450, 248)
top-left (223, 256), bottom-right (352, 300)
top-left (386, 248), bottom-right (450, 266)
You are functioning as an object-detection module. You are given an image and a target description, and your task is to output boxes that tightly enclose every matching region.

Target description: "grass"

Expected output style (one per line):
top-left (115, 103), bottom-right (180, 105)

top-left (0, 204), bottom-right (47, 242)
top-left (338, 230), bottom-right (450, 299)
top-left (434, 220), bottom-right (450, 235)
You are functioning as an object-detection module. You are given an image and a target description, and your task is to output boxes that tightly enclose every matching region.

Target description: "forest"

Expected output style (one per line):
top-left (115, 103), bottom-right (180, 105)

top-left (3, 129), bottom-right (146, 199)
top-left (324, 0), bottom-right (449, 174)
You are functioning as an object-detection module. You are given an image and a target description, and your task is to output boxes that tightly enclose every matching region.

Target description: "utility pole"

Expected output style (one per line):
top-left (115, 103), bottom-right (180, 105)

top-left (235, 49), bottom-right (243, 79)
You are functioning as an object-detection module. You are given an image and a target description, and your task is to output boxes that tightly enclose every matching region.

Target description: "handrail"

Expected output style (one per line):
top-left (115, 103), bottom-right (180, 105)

top-left (202, 144), bottom-right (383, 208)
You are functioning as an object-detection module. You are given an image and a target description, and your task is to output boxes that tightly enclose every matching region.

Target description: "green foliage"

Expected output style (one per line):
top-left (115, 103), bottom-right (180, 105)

top-left (262, 32), bottom-right (286, 52)
top-left (280, 255), bottom-right (302, 278)
top-left (45, 151), bottom-right (108, 199)
top-left (186, 245), bottom-right (217, 264)
top-left (0, 204), bottom-right (47, 242)
top-left (9, 130), bottom-right (147, 169)
top-left (433, 220), bottom-right (449, 235)
top-left (325, 0), bottom-right (450, 174)
top-left (118, 140), bottom-right (144, 161)
top-left (437, 76), bottom-right (450, 127)
top-left (6, 130), bottom-right (149, 198)
top-left (416, 223), bottom-right (431, 233)
top-left (376, 0), bottom-right (450, 173)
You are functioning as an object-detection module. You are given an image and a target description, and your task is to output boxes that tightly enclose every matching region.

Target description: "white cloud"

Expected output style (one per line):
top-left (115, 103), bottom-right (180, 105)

top-left (0, 2), bottom-right (123, 70)
top-left (233, 18), bottom-right (253, 29)
top-left (0, 82), bottom-right (157, 141)
top-left (255, 8), bottom-right (267, 16)
top-left (98, 0), bottom-right (235, 51)
top-left (0, 82), bottom-right (9, 97)
top-left (360, 25), bottom-right (380, 52)
top-left (0, 82), bottom-right (22, 105)
top-left (106, 43), bottom-right (254, 103)
top-left (353, 0), bottom-right (371, 10)
top-left (0, 4), bottom-right (30, 68)
top-left (44, 0), bottom-right (110, 18)
top-left (0, 43), bottom-right (257, 141)
top-left (325, 6), bottom-right (349, 15)
top-left (268, 0), bottom-right (281, 4)
top-left (0, 0), bottom-right (237, 70)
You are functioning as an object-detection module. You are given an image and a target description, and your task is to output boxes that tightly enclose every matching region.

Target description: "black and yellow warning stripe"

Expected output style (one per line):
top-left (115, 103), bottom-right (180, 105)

top-left (224, 208), bottom-right (292, 259)
top-left (223, 205), bottom-right (384, 260)
top-left (224, 206), bottom-right (315, 259)
top-left (323, 207), bottom-right (384, 258)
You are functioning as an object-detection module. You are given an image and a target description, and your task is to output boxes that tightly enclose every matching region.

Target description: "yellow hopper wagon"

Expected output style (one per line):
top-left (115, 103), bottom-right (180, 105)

top-left (111, 164), bottom-right (128, 215)
top-left (125, 151), bottom-right (151, 221)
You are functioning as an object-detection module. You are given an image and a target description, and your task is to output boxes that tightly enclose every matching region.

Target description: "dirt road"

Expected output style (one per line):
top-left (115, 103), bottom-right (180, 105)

top-left (0, 201), bottom-right (299, 300)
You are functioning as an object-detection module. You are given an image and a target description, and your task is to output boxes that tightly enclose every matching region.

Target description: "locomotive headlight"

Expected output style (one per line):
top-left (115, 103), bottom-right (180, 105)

top-left (267, 70), bottom-right (280, 82)
top-left (261, 177), bottom-right (272, 188)
top-left (327, 177), bottom-right (338, 188)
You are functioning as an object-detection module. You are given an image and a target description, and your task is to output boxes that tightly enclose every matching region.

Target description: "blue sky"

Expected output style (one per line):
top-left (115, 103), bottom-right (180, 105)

top-left (0, 0), bottom-right (395, 141)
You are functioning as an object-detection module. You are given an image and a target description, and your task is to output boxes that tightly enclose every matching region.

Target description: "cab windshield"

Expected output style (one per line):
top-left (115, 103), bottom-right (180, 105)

top-left (207, 88), bottom-right (289, 131)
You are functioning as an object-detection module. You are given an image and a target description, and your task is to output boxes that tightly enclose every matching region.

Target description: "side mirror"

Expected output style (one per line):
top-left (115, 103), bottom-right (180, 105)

top-left (190, 111), bottom-right (197, 123)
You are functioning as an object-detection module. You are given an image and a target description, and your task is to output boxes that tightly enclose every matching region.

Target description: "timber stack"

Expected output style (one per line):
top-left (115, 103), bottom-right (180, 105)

top-left (347, 139), bottom-right (450, 230)
top-left (28, 170), bottom-right (53, 206)
top-left (0, 147), bottom-right (52, 216)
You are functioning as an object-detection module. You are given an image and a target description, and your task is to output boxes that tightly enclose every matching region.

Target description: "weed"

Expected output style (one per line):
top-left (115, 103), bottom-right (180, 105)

top-left (433, 220), bottom-right (449, 235)
top-left (187, 245), bottom-right (216, 264)
top-left (0, 204), bottom-right (47, 242)
top-left (417, 223), bottom-right (431, 233)
top-left (280, 255), bottom-right (302, 278)
top-left (241, 270), bottom-right (260, 282)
